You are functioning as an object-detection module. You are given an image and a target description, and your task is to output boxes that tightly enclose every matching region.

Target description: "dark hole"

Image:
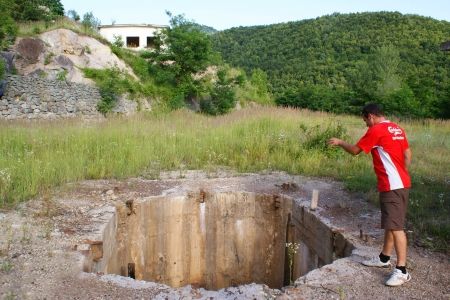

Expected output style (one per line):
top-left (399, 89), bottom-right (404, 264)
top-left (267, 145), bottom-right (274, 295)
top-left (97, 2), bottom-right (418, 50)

top-left (128, 263), bottom-right (135, 279)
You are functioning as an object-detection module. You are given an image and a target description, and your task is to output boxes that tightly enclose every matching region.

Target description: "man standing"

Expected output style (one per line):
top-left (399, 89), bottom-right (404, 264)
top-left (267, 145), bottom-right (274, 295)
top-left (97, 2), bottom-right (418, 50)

top-left (328, 103), bottom-right (412, 287)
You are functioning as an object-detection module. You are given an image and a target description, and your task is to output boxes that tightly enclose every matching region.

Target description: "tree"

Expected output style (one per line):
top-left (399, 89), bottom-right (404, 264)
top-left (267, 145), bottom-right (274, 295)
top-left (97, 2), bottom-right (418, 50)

top-left (0, 0), bottom-right (17, 50)
top-left (151, 12), bottom-right (216, 103)
top-left (250, 68), bottom-right (270, 98)
top-left (66, 9), bottom-right (80, 21)
top-left (112, 34), bottom-right (124, 47)
top-left (11, 0), bottom-right (64, 21)
top-left (371, 45), bottom-right (402, 97)
top-left (200, 68), bottom-right (236, 115)
top-left (41, 0), bottom-right (64, 17)
top-left (212, 12), bottom-right (450, 118)
top-left (81, 12), bottom-right (101, 32)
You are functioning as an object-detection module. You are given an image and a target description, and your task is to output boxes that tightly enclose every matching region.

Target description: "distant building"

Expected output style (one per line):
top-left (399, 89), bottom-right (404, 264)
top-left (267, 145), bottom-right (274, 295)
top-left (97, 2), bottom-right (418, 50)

top-left (98, 24), bottom-right (168, 50)
top-left (440, 41), bottom-right (450, 51)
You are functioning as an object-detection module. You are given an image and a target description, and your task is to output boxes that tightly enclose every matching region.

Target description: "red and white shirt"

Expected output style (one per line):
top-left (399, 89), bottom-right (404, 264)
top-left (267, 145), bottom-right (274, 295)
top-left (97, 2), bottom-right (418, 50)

top-left (357, 121), bottom-right (411, 192)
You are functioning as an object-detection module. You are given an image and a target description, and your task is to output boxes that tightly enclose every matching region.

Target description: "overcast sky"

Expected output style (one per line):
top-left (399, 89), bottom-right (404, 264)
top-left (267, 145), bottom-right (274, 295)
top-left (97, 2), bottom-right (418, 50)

top-left (60, 0), bottom-right (450, 30)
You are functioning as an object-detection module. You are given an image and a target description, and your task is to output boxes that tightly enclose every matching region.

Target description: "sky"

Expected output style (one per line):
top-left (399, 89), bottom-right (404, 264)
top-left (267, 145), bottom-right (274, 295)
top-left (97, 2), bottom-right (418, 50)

top-left (60, 0), bottom-right (450, 30)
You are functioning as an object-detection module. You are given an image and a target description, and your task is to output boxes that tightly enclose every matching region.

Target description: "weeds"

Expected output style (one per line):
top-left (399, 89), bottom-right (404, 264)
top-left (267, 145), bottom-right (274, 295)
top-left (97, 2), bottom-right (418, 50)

top-left (1, 259), bottom-right (13, 272)
top-left (56, 69), bottom-right (67, 81)
top-left (44, 52), bottom-right (54, 65)
top-left (0, 222), bottom-right (13, 257)
top-left (3, 291), bottom-right (17, 300)
top-left (20, 223), bottom-right (31, 245)
top-left (17, 17), bottom-right (108, 44)
top-left (286, 242), bottom-right (299, 285)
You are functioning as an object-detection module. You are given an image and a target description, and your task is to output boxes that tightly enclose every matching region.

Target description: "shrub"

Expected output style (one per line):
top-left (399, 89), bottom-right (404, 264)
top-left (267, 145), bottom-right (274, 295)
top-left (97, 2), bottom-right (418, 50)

top-left (200, 83), bottom-right (236, 115)
top-left (97, 82), bottom-right (118, 114)
top-left (302, 122), bottom-right (348, 157)
top-left (112, 34), bottom-right (124, 48)
top-left (199, 68), bottom-right (237, 115)
top-left (0, 58), bottom-right (5, 80)
top-left (56, 69), bottom-right (67, 81)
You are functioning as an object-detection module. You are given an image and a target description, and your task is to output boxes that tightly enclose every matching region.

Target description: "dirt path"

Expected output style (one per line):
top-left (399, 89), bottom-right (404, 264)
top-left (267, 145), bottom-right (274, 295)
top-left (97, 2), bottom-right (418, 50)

top-left (0, 171), bottom-right (448, 299)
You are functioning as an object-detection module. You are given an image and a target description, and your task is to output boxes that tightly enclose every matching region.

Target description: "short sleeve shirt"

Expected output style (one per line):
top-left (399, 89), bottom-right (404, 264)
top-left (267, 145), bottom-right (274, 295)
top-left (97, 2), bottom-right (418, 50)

top-left (357, 121), bottom-right (411, 192)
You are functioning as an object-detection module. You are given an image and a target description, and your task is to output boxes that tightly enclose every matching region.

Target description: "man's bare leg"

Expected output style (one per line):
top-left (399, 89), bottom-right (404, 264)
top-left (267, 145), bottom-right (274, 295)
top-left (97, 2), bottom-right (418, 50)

top-left (382, 229), bottom-right (394, 256)
top-left (392, 230), bottom-right (407, 266)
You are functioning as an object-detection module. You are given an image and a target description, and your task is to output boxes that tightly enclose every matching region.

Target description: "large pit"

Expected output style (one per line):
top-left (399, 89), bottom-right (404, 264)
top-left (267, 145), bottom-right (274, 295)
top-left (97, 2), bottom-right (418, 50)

top-left (81, 191), bottom-right (353, 290)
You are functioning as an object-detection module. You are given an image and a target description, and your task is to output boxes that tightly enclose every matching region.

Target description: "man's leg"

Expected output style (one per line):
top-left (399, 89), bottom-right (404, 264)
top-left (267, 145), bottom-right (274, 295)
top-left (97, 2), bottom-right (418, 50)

top-left (361, 229), bottom-right (393, 267)
top-left (385, 229), bottom-right (411, 286)
top-left (392, 230), bottom-right (407, 266)
top-left (382, 229), bottom-right (394, 256)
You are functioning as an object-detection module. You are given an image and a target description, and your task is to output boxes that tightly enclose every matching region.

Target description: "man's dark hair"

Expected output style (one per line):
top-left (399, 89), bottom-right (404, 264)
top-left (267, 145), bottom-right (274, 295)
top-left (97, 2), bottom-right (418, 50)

top-left (362, 103), bottom-right (384, 118)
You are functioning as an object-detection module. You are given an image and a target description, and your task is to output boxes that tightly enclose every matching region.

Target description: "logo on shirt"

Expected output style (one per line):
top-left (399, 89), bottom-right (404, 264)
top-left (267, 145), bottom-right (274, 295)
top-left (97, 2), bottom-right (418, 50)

top-left (388, 126), bottom-right (403, 136)
top-left (388, 126), bottom-right (404, 140)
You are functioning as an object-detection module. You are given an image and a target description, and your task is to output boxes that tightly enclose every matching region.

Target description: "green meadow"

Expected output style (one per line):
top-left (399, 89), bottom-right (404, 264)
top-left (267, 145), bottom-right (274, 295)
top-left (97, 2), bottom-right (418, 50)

top-left (0, 107), bottom-right (448, 251)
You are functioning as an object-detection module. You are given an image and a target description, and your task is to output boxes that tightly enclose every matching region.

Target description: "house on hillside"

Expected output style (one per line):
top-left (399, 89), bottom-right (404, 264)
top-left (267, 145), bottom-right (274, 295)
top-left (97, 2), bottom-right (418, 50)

top-left (441, 41), bottom-right (450, 51)
top-left (98, 24), bottom-right (168, 50)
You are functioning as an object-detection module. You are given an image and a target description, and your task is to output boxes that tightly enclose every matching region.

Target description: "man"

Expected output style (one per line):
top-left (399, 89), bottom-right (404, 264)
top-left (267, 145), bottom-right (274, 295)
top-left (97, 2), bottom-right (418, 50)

top-left (328, 103), bottom-right (412, 287)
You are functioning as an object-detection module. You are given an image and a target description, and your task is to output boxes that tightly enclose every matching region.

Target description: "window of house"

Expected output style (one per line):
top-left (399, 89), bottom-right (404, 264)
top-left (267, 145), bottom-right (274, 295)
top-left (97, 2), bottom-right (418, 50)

top-left (146, 36), bottom-right (156, 48)
top-left (126, 36), bottom-right (140, 48)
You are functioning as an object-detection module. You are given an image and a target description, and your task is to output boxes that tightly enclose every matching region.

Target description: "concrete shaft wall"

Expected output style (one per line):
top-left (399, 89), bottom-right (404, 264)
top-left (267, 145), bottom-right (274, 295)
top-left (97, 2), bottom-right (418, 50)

top-left (83, 191), bottom-right (353, 290)
top-left (112, 192), bottom-right (292, 290)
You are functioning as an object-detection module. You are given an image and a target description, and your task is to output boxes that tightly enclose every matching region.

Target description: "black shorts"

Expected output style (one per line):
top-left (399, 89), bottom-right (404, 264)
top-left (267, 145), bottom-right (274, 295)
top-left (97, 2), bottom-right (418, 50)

top-left (379, 188), bottom-right (409, 230)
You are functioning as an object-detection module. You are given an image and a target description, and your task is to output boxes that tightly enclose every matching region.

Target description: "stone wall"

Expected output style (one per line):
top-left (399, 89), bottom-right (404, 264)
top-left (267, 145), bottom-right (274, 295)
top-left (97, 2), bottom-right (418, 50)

top-left (0, 75), bottom-right (103, 120)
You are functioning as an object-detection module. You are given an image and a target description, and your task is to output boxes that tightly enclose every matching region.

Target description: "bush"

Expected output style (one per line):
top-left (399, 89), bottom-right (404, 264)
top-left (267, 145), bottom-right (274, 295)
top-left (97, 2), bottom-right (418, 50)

top-left (97, 82), bottom-right (118, 114)
top-left (81, 12), bottom-right (100, 32)
top-left (112, 34), bottom-right (124, 48)
top-left (0, 1), bottom-right (18, 50)
top-left (200, 83), bottom-right (236, 115)
top-left (0, 58), bottom-right (5, 80)
top-left (302, 122), bottom-right (348, 157)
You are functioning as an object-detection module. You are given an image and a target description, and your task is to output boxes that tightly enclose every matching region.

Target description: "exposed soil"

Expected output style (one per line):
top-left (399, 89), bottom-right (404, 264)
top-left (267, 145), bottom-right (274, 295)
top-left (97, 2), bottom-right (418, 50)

top-left (0, 171), bottom-right (448, 299)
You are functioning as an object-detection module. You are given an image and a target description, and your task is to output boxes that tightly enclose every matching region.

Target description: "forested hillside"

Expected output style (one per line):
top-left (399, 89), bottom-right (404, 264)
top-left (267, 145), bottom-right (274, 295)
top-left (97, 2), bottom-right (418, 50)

top-left (212, 12), bottom-right (450, 118)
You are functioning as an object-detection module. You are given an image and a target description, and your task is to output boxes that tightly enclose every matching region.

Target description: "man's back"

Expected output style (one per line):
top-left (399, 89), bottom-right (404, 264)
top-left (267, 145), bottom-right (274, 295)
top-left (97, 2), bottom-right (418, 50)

top-left (357, 120), bottom-right (411, 192)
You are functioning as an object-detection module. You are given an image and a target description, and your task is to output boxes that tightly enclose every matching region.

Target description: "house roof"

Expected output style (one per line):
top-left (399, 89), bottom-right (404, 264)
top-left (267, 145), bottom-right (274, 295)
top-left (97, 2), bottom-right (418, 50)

top-left (441, 41), bottom-right (450, 51)
top-left (98, 24), bottom-right (168, 29)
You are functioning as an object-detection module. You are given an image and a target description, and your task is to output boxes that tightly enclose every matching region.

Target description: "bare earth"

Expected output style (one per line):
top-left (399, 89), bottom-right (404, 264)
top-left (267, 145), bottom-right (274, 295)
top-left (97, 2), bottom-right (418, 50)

top-left (0, 171), bottom-right (448, 299)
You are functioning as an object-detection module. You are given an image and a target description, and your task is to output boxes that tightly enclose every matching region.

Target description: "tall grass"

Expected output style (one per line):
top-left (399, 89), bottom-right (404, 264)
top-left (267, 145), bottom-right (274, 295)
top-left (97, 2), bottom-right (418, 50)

top-left (17, 17), bottom-right (108, 44)
top-left (0, 107), bottom-right (448, 250)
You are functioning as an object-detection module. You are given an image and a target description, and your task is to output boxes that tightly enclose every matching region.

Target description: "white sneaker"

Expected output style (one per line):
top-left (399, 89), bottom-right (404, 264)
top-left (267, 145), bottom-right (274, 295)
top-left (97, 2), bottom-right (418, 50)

top-left (362, 257), bottom-right (391, 268)
top-left (385, 268), bottom-right (411, 286)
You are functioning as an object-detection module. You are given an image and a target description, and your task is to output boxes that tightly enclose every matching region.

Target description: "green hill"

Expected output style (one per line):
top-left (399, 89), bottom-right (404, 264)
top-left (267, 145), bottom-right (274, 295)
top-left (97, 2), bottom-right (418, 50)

top-left (212, 12), bottom-right (450, 118)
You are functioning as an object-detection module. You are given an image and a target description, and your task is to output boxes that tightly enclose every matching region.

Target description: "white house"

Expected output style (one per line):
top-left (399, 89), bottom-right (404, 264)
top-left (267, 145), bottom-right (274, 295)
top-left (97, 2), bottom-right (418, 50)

top-left (98, 24), bottom-right (168, 50)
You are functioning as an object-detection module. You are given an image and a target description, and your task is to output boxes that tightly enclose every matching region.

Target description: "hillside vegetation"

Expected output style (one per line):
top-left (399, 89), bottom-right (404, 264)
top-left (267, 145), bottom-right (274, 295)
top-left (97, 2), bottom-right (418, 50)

top-left (1, 5), bottom-right (272, 114)
top-left (212, 12), bottom-right (450, 118)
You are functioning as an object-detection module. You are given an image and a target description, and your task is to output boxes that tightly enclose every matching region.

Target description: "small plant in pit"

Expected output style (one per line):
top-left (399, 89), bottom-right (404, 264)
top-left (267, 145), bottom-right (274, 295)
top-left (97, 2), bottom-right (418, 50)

top-left (286, 242), bottom-right (299, 285)
top-left (56, 69), bottom-right (68, 81)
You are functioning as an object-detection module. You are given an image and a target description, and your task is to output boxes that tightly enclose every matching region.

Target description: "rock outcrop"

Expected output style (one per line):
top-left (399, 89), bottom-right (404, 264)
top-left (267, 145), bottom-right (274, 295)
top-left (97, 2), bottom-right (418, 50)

top-left (12, 29), bottom-right (136, 85)
top-left (0, 29), bottom-right (147, 119)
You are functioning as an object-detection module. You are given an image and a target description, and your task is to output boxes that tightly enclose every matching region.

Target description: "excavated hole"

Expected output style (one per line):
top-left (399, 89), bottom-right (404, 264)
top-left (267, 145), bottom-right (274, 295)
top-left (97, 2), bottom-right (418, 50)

top-left (82, 191), bottom-right (353, 290)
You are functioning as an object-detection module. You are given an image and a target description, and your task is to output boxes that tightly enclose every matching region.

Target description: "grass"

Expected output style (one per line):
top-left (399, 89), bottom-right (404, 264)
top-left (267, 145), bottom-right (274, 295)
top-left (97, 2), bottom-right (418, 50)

top-left (0, 107), bottom-right (448, 251)
top-left (17, 17), bottom-right (108, 44)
